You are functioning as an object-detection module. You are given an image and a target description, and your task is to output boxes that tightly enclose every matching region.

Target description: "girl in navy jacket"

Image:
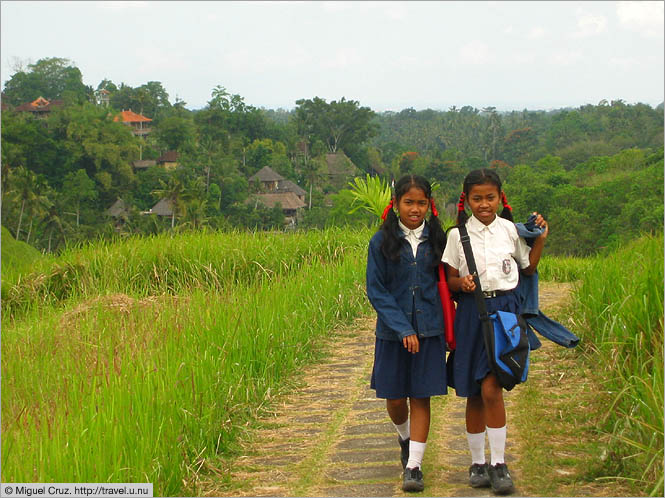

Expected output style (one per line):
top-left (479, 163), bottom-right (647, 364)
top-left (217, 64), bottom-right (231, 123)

top-left (366, 175), bottom-right (447, 492)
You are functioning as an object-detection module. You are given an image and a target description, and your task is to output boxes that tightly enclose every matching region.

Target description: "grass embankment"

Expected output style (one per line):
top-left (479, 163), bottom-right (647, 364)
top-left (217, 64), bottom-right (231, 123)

top-left (575, 234), bottom-right (663, 496)
top-left (2, 227), bottom-right (370, 317)
top-left (1, 227), bottom-right (374, 496)
top-left (1, 225), bottom-right (48, 285)
top-left (518, 234), bottom-right (663, 496)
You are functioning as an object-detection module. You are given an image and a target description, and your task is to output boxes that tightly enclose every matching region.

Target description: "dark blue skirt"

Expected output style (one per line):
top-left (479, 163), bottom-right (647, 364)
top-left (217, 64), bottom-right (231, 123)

top-left (371, 335), bottom-right (448, 399)
top-left (448, 292), bottom-right (521, 397)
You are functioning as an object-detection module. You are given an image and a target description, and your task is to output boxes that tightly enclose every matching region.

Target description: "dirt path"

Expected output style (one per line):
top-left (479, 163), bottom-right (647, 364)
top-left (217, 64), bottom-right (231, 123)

top-left (201, 282), bottom-right (618, 497)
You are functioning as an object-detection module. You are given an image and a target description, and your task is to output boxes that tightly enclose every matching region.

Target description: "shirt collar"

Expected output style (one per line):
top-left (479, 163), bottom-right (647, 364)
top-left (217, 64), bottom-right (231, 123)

top-left (398, 219), bottom-right (426, 239)
top-left (468, 214), bottom-right (498, 233)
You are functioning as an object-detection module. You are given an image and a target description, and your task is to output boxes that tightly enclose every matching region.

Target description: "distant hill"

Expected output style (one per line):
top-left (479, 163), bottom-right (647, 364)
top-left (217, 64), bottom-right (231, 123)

top-left (1, 225), bottom-right (44, 284)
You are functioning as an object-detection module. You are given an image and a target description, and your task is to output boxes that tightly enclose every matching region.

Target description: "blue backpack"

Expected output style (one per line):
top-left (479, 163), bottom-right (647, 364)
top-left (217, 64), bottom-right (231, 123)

top-left (489, 310), bottom-right (529, 388)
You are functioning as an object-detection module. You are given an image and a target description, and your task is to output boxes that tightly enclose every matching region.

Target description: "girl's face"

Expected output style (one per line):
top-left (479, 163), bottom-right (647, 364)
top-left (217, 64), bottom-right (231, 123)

top-left (396, 186), bottom-right (429, 230)
top-left (467, 183), bottom-right (501, 226)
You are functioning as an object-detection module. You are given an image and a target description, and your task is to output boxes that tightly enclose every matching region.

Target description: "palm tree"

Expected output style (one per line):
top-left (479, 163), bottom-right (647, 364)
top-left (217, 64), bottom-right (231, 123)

top-left (347, 174), bottom-right (392, 220)
top-left (153, 176), bottom-right (186, 228)
top-left (25, 182), bottom-right (52, 245)
top-left (42, 201), bottom-right (67, 253)
top-left (9, 166), bottom-right (39, 241)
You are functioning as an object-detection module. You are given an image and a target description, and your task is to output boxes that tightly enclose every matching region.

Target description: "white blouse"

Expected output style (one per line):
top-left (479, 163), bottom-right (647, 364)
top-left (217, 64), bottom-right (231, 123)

top-left (442, 215), bottom-right (531, 292)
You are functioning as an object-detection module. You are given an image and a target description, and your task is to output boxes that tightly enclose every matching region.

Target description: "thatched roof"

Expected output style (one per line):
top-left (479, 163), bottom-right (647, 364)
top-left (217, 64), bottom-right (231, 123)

top-left (157, 150), bottom-right (178, 163)
top-left (133, 160), bottom-right (157, 169)
top-left (150, 198), bottom-right (174, 216)
top-left (249, 165), bottom-right (284, 183)
top-left (105, 198), bottom-right (128, 218)
top-left (278, 179), bottom-right (307, 197)
top-left (325, 152), bottom-right (359, 177)
top-left (252, 192), bottom-right (306, 210)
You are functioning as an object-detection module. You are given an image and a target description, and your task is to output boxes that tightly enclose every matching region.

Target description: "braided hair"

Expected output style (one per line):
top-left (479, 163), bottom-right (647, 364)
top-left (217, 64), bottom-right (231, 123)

top-left (456, 168), bottom-right (514, 226)
top-left (379, 175), bottom-right (446, 267)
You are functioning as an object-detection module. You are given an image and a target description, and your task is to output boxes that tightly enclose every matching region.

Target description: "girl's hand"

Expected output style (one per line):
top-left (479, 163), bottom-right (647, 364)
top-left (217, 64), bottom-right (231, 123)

top-left (460, 274), bottom-right (476, 293)
top-left (403, 334), bottom-right (420, 354)
top-left (532, 212), bottom-right (549, 239)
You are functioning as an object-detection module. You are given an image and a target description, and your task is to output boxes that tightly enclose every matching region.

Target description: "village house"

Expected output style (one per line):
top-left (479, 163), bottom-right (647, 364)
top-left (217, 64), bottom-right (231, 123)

top-left (156, 150), bottom-right (179, 170)
top-left (323, 151), bottom-right (361, 190)
top-left (113, 109), bottom-right (152, 137)
top-left (248, 166), bottom-right (307, 225)
top-left (14, 96), bottom-right (64, 118)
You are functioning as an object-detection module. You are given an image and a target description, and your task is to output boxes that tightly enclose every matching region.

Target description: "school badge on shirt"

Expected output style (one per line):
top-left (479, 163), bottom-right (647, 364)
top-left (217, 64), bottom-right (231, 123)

top-left (502, 259), bottom-right (512, 274)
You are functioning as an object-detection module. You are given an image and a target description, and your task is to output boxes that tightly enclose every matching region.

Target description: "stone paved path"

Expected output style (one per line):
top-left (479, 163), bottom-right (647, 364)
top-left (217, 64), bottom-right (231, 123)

top-left (207, 282), bottom-right (573, 497)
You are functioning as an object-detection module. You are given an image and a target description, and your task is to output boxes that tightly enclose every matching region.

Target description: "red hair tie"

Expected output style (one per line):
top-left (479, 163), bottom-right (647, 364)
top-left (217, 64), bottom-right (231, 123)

top-left (430, 198), bottom-right (438, 217)
top-left (457, 192), bottom-right (466, 213)
top-left (381, 199), bottom-right (394, 220)
top-left (501, 191), bottom-right (512, 211)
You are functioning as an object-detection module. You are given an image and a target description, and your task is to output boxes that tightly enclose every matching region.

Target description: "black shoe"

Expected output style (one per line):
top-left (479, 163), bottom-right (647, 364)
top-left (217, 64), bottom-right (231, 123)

top-left (402, 467), bottom-right (424, 492)
top-left (398, 436), bottom-right (410, 469)
top-left (468, 463), bottom-right (490, 488)
top-left (487, 462), bottom-right (514, 495)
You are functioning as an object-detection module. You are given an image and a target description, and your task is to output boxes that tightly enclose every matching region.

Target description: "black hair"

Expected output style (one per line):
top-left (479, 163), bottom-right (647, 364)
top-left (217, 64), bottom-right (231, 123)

top-left (456, 168), bottom-right (514, 226)
top-left (380, 175), bottom-right (446, 267)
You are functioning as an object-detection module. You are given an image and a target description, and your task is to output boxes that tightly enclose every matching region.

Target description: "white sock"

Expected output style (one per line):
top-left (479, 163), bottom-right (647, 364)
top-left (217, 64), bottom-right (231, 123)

top-left (466, 430), bottom-right (486, 465)
top-left (486, 426), bottom-right (506, 466)
top-left (394, 420), bottom-right (410, 441)
top-left (406, 440), bottom-right (426, 469)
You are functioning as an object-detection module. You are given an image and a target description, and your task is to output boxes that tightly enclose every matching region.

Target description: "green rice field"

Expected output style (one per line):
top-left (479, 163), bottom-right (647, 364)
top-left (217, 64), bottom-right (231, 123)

top-left (1, 227), bottom-right (662, 495)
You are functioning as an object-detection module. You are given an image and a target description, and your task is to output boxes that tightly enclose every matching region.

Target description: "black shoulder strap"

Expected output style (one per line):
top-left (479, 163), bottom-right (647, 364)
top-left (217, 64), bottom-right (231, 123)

top-left (458, 224), bottom-right (489, 321)
top-left (458, 224), bottom-right (498, 377)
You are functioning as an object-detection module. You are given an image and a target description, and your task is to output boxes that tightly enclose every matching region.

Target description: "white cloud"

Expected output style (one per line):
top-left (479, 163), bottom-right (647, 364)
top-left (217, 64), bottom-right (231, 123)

top-left (322, 1), bottom-right (354, 13)
top-left (609, 56), bottom-right (638, 70)
top-left (549, 50), bottom-right (583, 66)
top-left (97, 1), bottom-right (148, 10)
top-left (528, 26), bottom-right (546, 39)
top-left (459, 41), bottom-right (490, 65)
top-left (320, 48), bottom-right (363, 70)
top-left (384, 3), bottom-right (408, 21)
top-left (616, 1), bottom-right (664, 38)
top-left (572, 11), bottom-right (607, 38)
top-left (509, 52), bottom-right (536, 65)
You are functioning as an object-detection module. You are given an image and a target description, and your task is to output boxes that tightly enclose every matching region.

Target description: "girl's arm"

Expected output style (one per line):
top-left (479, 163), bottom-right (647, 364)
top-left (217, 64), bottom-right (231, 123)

top-left (521, 212), bottom-right (549, 275)
top-left (445, 265), bottom-right (477, 294)
top-left (366, 238), bottom-right (417, 340)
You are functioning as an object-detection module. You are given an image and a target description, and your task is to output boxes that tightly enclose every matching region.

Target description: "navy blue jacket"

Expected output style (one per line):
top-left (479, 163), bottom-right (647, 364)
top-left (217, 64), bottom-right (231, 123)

top-left (516, 215), bottom-right (580, 349)
top-left (366, 223), bottom-right (444, 341)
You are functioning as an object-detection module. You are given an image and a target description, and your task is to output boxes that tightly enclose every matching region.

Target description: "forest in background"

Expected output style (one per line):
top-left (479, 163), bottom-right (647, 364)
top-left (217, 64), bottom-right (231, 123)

top-left (1, 57), bottom-right (663, 256)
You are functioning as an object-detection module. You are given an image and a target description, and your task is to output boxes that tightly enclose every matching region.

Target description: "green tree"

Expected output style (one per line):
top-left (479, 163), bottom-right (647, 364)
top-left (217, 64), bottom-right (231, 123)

top-left (2, 57), bottom-right (92, 105)
top-left (62, 169), bottom-right (98, 226)
top-left (295, 96), bottom-right (377, 154)
top-left (155, 114), bottom-right (196, 152)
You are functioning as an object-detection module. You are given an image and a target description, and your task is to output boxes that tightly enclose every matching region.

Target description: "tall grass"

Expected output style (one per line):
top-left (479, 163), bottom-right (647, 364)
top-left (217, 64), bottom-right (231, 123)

top-left (1, 243), bottom-right (371, 495)
top-left (572, 233), bottom-right (664, 495)
top-left (2, 227), bottom-right (372, 316)
top-left (537, 254), bottom-right (592, 282)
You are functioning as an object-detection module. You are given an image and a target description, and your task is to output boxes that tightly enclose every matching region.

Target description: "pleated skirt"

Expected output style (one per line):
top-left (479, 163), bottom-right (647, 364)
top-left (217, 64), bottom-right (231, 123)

top-left (370, 335), bottom-right (448, 399)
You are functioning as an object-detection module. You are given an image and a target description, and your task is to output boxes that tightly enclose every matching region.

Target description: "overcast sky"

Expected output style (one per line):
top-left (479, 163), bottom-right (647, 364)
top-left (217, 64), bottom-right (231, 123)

top-left (1, 1), bottom-right (663, 112)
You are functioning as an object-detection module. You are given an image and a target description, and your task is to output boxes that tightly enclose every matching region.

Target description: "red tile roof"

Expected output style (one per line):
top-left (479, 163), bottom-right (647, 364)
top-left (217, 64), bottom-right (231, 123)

top-left (113, 109), bottom-right (152, 123)
top-left (15, 96), bottom-right (64, 112)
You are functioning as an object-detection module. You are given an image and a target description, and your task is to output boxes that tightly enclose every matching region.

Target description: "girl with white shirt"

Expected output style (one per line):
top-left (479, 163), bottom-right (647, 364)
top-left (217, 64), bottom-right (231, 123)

top-left (442, 168), bottom-right (548, 495)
